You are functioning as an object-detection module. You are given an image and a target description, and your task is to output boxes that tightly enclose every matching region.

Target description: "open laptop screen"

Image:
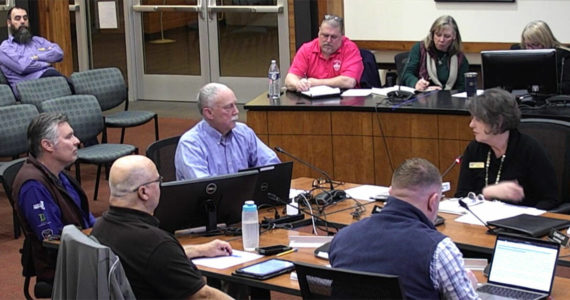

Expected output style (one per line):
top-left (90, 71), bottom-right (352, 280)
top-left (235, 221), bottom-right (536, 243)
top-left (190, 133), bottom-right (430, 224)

top-left (488, 235), bottom-right (559, 293)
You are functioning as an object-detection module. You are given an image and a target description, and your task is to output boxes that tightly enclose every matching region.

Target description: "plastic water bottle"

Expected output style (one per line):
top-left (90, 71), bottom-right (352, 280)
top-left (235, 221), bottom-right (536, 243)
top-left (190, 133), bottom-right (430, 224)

top-left (268, 60), bottom-right (281, 99)
top-left (241, 200), bottom-right (259, 251)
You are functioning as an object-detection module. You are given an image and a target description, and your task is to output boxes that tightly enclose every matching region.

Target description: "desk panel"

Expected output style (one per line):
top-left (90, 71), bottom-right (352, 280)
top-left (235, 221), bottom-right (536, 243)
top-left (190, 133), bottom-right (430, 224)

top-left (332, 135), bottom-right (375, 184)
top-left (269, 135), bottom-right (333, 180)
top-left (267, 111), bottom-right (331, 135)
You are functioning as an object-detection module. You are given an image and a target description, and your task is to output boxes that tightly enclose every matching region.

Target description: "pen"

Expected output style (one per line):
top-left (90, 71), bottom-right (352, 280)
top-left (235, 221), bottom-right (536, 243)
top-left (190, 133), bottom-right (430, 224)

top-left (276, 248), bottom-right (297, 257)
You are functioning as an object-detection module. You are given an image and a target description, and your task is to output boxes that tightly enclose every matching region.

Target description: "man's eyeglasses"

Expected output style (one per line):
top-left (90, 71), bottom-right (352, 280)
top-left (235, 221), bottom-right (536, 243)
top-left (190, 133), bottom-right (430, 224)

top-left (131, 176), bottom-right (163, 192)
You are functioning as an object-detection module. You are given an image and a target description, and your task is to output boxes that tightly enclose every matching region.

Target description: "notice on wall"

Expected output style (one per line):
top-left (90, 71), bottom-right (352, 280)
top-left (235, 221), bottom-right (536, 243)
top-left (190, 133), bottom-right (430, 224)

top-left (98, 1), bottom-right (118, 29)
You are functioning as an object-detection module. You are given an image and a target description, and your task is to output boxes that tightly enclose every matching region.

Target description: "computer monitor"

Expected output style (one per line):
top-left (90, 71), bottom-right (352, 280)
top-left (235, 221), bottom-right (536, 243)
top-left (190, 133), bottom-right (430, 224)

top-left (239, 161), bottom-right (294, 207)
top-left (154, 170), bottom-right (259, 234)
top-left (482, 49), bottom-right (558, 95)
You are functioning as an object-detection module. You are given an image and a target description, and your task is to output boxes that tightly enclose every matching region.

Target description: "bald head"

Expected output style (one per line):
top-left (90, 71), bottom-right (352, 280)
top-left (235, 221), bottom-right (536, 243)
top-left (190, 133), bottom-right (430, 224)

top-left (109, 155), bottom-right (161, 214)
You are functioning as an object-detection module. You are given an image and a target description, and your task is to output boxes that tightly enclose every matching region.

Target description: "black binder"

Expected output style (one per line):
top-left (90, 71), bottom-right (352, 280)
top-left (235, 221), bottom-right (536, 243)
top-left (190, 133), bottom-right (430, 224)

top-left (487, 214), bottom-right (570, 238)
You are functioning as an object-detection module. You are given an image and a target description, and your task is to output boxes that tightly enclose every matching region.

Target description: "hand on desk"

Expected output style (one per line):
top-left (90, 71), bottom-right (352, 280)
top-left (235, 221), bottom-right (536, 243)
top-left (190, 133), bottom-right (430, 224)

top-left (296, 78), bottom-right (311, 92)
top-left (184, 239), bottom-right (233, 259)
top-left (482, 181), bottom-right (525, 203)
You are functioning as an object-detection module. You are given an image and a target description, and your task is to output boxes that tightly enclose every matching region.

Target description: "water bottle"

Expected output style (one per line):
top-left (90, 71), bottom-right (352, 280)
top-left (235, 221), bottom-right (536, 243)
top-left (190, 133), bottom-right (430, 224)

top-left (241, 200), bottom-right (259, 251)
top-left (268, 60), bottom-right (281, 99)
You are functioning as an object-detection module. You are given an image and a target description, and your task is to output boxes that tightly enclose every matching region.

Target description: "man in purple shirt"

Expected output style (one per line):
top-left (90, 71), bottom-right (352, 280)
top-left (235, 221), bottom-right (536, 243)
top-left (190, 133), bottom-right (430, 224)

top-left (0, 6), bottom-right (64, 94)
top-left (175, 83), bottom-right (280, 180)
top-left (12, 113), bottom-right (96, 286)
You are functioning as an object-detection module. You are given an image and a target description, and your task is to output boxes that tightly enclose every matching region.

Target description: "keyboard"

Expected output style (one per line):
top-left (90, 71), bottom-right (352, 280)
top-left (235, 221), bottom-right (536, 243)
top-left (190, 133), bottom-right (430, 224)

top-left (478, 284), bottom-right (542, 300)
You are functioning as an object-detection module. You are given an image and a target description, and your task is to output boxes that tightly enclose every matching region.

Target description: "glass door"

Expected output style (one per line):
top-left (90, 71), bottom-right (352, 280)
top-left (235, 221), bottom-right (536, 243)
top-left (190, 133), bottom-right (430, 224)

top-left (127, 0), bottom-right (289, 103)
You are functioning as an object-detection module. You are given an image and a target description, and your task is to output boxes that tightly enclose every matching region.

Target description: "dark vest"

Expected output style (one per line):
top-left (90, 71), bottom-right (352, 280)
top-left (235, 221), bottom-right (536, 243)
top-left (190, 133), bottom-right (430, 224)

top-left (330, 197), bottom-right (446, 300)
top-left (12, 156), bottom-right (90, 282)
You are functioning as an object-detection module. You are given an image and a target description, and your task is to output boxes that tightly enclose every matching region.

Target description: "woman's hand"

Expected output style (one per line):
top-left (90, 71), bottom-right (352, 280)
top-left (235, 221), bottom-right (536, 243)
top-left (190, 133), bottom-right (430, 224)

top-left (415, 78), bottom-right (430, 91)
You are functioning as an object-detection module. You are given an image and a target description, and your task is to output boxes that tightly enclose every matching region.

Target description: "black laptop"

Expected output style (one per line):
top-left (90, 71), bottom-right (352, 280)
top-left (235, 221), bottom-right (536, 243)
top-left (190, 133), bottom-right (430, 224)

top-left (239, 161), bottom-right (293, 206)
top-left (477, 234), bottom-right (560, 300)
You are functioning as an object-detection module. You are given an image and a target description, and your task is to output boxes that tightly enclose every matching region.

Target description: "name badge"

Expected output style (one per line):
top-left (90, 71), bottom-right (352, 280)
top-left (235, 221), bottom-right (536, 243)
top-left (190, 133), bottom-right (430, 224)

top-left (469, 162), bottom-right (485, 169)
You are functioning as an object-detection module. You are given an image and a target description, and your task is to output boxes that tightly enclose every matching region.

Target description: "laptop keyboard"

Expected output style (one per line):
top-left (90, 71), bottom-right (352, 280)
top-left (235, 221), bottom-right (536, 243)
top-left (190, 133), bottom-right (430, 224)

top-left (478, 285), bottom-right (541, 299)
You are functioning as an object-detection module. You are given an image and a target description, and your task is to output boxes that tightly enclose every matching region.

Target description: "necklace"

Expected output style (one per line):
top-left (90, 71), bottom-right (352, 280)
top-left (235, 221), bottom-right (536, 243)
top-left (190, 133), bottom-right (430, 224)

top-left (485, 150), bottom-right (505, 186)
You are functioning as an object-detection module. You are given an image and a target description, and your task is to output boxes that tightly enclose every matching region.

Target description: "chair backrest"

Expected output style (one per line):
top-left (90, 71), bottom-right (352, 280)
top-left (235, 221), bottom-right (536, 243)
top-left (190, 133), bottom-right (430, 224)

top-left (0, 104), bottom-right (39, 157)
top-left (145, 136), bottom-right (181, 182)
top-left (71, 67), bottom-right (127, 111)
top-left (359, 48), bottom-right (382, 88)
top-left (519, 118), bottom-right (570, 204)
top-left (52, 225), bottom-right (135, 299)
top-left (39, 95), bottom-right (104, 144)
top-left (394, 52), bottom-right (410, 85)
top-left (0, 84), bottom-right (16, 106)
top-left (16, 77), bottom-right (72, 108)
top-left (294, 261), bottom-right (406, 299)
top-left (0, 158), bottom-right (26, 208)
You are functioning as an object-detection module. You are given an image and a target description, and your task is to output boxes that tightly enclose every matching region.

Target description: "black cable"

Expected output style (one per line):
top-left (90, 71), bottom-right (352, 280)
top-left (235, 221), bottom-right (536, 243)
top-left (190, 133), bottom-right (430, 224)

top-left (375, 103), bottom-right (394, 172)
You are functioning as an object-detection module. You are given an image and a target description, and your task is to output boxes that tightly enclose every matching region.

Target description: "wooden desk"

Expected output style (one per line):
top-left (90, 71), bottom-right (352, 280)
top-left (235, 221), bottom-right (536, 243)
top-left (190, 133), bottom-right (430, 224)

top-left (245, 91), bottom-right (570, 196)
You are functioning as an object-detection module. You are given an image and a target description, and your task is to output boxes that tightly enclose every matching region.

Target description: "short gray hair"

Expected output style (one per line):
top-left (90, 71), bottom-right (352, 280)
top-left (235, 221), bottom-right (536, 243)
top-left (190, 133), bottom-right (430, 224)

top-left (467, 88), bottom-right (520, 134)
top-left (27, 113), bottom-right (68, 158)
top-left (321, 14), bottom-right (344, 35)
top-left (196, 82), bottom-right (230, 115)
top-left (391, 158), bottom-right (441, 191)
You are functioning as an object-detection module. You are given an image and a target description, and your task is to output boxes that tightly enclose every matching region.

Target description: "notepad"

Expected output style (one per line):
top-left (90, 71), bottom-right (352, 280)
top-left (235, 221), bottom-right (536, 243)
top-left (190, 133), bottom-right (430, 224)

top-left (301, 85), bottom-right (341, 98)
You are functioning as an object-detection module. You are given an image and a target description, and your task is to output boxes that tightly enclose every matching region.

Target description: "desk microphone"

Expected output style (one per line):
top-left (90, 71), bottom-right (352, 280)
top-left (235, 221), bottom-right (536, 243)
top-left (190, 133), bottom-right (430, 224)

top-left (441, 155), bottom-right (463, 179)
top-left (387, 85), bottom-right (414, 101)
top-left (458, 199), bottom-right (497, 234)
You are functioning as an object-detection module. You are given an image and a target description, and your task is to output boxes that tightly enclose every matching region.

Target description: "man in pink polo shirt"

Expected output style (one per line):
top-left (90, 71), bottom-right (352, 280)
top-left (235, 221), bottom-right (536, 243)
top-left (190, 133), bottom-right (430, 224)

top-left (285, 14), bottom-right (363, 92)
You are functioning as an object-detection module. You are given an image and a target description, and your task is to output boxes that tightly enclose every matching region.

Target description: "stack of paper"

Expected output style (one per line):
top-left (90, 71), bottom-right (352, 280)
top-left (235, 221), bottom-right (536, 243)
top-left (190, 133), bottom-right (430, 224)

top-left (301, 85), bottom-right (341, 98)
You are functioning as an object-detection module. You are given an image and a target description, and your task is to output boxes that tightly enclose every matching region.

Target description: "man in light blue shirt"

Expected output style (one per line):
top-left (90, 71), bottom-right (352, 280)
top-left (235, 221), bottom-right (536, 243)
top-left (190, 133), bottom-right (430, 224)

top-left (175, 83), bottom-right (280, 180)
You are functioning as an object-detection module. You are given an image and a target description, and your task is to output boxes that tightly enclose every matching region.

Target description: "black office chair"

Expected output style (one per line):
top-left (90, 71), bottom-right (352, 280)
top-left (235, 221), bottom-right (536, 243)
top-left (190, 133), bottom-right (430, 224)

top-left (394, 52), bottom-right (410, 86)
top-left (145, 135), bottom-right (181, 182)
top-left (359, 49), bottom-right (382, 88)
top-left (519, 118), bottom-right (570, 213)
top-left (294, 261), bottom-right (406, 299)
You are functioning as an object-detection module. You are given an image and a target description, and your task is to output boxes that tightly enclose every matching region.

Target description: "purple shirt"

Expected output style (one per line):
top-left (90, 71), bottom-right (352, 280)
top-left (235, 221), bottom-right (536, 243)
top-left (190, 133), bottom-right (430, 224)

top-left (0, 35), bottom-right (63, 91)
top-left (18, 172), bottom-right (96, 241)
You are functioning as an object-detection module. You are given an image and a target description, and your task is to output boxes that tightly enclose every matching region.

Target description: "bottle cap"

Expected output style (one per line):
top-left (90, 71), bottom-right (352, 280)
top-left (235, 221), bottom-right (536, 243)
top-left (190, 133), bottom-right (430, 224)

top-left (243, 200), bottom-right (257, 212)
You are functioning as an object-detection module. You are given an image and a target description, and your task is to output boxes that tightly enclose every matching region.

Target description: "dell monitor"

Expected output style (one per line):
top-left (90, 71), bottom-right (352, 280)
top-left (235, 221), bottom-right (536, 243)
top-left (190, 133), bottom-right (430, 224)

top-left (239, 161), bottom-right (294, 207)
top-left (482, 49), bottom-right (558, 96)
top-left (154, 170), bottom-right (259, 234)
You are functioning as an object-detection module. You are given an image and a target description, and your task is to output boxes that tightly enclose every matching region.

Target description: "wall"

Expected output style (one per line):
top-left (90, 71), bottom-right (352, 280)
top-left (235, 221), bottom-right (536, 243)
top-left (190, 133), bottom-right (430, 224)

top-left (344, 0), bottom-right (570, 43)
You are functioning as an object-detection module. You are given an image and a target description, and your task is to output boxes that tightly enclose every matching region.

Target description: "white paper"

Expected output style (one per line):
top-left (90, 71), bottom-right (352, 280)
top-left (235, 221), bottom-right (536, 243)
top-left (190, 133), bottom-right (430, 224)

top-left (453, 90), bottom-right (484, 98)
top-left (345, 185), bottom-right (389, 201)
top-left (438, 197), bottom-right (484, 215)
top-left (454, 201), bottom-right (545, 225)
top-left (98, 2), bottom-right (118, 29)
top-left (341, 89), bottom-right (372, 97)
top-left (289, 235), bottom-right (333, 248)
top-left (301, 85), bottom-right (341, 97)
top-left (289, 189), bottom-right (306, 199)
top-left (371, 85), bottom-right (416, 96)
top-left (192, 250), bottom-right (262, 269)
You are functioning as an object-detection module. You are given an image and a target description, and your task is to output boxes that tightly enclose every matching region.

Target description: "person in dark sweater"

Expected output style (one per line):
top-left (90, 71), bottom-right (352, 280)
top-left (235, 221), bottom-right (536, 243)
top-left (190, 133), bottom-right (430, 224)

top-left (330, 158), bottom-right (478, 299)
top-left (91, 155), bottom-right (232, 300)
top-left (401, 15), bottom-right (469, 92)
top-left (455, 88), bottom-right (559, 209)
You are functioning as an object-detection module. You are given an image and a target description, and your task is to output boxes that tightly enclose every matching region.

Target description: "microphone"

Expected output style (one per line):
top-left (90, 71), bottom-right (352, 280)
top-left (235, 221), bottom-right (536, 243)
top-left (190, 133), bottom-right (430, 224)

top-left (387, 84), bottom-right (414, 101)
top-left (458, 199), bottom-right (497, 234)
top-left (274, 146), bottom-right (346, 205)
top-left (274, 146), bottom-right (334, 190)
top-left (441, 155), bottom-right (463, 179)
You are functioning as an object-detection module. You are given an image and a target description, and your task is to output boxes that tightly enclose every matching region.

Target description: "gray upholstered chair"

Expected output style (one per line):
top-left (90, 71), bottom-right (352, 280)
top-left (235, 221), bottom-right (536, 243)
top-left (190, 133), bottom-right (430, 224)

top-left (0, 84), bottom-right (16, 106)
top-left (39, 95), bottom-right (137, 200)
top-left (16, 76), bottom-right (72, 108)
top-left (70, 67), bottom-right (159, 144)
top-left (0, 104), bottom-right (38, 238)
top-left (145, 135), bottom-right (181, 182)
top-left (0, 158), bottom-right (26, 239)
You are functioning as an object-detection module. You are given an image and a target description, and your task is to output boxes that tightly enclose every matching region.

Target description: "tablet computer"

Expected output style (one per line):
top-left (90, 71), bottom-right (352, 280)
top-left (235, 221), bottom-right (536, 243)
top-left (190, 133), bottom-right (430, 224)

top-left (232, 259), bottom-right (295, 280)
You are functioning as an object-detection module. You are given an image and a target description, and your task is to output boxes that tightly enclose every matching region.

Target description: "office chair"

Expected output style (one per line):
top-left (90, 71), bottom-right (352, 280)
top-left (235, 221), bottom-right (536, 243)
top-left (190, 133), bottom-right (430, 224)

top-left (52, 225), bottom-right (135, 299)
top-left (359, 49), bottom-right (382, 88)
top-left (394, 52), bottom-right (410, 86)
top-left (16, 77), bottom-right (72, 108)
top-left (519, 118), bottom-right (570, 213)
top-left (0, 104), bottom-right (39, 238)
top-left (294, 261), bottom-right (406, 299)
top-left (0, 84), bottom-right (16, 106)
top-left (145, 135), bottom-right (181, 182)
top-left (39, 95), bottom-right (138, 200)
top-left (70, 67), bottom-right (159, 144)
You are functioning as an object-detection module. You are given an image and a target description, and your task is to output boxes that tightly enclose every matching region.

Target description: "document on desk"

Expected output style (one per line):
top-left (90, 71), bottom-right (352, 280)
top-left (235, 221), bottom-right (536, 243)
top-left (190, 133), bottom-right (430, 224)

top-left (340, 89), bottom-right (372, 97)
top-left (438, 197), bottom-right (483, 215)
top-left (345, 185), bottom-right (389, 201)
top-left (452, 90), bottom-right (484, 98)
top-left (192, 250), bottom-right (262, 269)
top-left (371, 85), bottom-right (416, 96)
top-left (301, 85), bottom-right (340, 98)
top-left (454, 201), bottom-right (545, 225)
top-left (289, 236), bottom-right (333, 248)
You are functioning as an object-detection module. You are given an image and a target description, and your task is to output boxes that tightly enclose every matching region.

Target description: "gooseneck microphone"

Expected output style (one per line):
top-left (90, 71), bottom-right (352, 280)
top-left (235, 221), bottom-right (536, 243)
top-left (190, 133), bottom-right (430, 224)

top-left (274, 146), bottom-right (346, 205)
top-left (274, 146), bottom-right (334, 190)
top-left (441, 155), bottom-right (463, 179)
top-left (458, 199), bottom-right (497, 234)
